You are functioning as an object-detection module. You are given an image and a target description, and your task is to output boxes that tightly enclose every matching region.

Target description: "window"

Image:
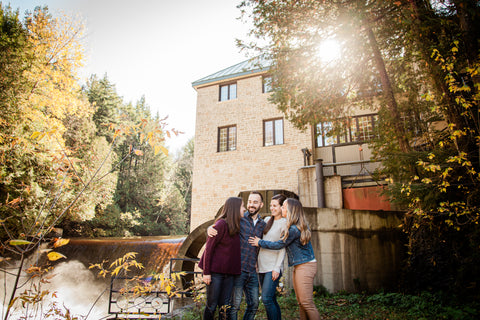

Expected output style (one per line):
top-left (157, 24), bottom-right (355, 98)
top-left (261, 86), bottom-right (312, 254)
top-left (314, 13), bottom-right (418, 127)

top-left (219, 83), bottom-right (237, 101)
top-left (352, 115), bottom-right (376, 141)
top-left (264, 118), bottom-right (284, 146)
top-left (263, 76), bottom-right (273, 93)
top-left (218, 125), bottom-right (236, 152)
top-left (316, 122), bottom-right (334, 147)
top-left (316, 114), bottom-right (378, 147)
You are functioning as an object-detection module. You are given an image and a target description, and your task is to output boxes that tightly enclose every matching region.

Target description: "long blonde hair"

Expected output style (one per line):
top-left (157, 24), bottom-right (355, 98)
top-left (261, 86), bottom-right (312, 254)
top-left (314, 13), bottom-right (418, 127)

top-left (281, 198), bottom-right (311, 245)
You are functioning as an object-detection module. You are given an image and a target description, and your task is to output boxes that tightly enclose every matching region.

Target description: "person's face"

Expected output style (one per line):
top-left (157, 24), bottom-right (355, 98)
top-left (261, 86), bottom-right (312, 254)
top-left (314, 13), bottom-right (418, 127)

top-left (239, 201), bottom-right (246, 215)
top-left (270, 199), bottom-right (282, 219)
top-left (247, 194), bottom-right (263, 216)
top-left (281, 201), bottom-right (288, 219)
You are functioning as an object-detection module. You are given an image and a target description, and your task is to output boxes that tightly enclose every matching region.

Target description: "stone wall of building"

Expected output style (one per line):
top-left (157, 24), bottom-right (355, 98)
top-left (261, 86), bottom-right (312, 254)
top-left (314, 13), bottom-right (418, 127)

top-left (190, 74), bottom-right (313, 231)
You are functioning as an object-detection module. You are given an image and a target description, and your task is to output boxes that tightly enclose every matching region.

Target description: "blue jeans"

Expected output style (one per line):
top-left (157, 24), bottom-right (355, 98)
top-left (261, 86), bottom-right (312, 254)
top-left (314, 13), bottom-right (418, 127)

top-left (229, 271), bottom-right (259, 320)
top-left (204, 273), bottom-right (235, 320)
top-left (259, 272), bottom-right (282, 320)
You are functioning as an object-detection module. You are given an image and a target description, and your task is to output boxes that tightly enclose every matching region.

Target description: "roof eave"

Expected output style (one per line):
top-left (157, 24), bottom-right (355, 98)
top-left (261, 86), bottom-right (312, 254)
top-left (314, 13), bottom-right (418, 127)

top-left (192, 66), bottom-right (270, 89)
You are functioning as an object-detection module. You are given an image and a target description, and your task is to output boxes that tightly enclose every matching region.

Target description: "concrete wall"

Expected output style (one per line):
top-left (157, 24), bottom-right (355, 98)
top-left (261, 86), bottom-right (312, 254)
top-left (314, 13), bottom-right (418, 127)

top-left (298, 167), bottom-right (343, 208)
top-left (190, 73), bottom-right (312, 231)
top-left (281, 208), bottom-right (405, 293)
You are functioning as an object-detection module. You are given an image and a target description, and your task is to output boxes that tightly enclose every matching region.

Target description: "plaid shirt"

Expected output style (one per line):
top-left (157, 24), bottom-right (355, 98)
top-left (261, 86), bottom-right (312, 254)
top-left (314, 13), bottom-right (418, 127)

top-left (239, 211), bottom-right (266, 273)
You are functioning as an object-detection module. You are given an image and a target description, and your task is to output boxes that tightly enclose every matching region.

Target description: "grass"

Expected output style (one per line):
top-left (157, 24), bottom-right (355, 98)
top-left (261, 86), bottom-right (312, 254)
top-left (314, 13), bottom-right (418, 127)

top-left (177, 288), bottom-right (480, 320)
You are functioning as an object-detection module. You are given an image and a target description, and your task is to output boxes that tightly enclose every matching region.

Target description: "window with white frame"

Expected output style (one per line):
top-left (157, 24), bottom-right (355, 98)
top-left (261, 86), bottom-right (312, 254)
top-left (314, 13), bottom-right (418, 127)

top-left (218, 125), bottom-right (237, 152)
top-left (264, 118), bottom-right (284, 146)
top-left (219, 83), bottom-right (237, 101)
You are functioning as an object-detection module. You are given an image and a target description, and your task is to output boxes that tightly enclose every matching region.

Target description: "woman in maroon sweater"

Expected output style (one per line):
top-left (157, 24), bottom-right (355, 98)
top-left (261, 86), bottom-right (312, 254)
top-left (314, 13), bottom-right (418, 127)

top-left (199, 197), bottom-right (244, 319)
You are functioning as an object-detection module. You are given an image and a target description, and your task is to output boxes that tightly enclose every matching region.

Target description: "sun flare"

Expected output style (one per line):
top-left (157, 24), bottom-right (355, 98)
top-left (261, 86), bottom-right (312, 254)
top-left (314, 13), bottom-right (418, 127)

top-left (317, 39), bottom-right (341, 64)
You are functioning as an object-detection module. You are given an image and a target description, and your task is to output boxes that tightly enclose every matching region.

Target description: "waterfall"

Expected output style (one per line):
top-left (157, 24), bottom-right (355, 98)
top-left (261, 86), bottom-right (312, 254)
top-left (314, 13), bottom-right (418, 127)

top-left (1, 236), bottom-right (185, 319)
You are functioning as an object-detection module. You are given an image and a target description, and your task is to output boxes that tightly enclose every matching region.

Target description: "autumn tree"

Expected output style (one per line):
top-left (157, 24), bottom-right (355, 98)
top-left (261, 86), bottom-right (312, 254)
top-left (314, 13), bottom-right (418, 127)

top-left (239, 0), bottom-right (480, 296)
top-left (0, 5), bottom-right (103, 239)
top-left (0, 6), bottom-right (119, 319)
top-left (0, 6), bottom-right (176, 318)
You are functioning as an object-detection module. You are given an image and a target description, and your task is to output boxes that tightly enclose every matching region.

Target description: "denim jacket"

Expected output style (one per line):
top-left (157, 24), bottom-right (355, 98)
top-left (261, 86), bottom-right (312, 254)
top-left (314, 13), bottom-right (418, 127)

top-left (258, 224), bottom-right (315, 267)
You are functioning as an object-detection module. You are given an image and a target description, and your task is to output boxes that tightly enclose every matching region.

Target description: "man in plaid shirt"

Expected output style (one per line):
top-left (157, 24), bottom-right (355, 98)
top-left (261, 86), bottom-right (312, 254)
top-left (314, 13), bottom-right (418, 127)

top-left (208, 191), bottom-right (266, 320)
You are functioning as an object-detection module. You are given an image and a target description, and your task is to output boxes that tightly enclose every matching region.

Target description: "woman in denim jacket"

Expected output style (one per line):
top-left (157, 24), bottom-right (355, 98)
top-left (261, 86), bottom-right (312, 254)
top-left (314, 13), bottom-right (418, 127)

top-left (249, 198), bottom-right (320, 320)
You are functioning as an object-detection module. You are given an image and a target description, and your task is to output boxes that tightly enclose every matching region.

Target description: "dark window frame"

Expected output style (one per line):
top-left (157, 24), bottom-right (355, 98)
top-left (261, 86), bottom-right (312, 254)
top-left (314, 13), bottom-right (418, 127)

top-left (219, 83), bottom-right (237, 101)
top-left (262, 76), bottom-right (273, 93)
top-left (217, 125), bottom-right (237, 152)
top-left (315, 113), bottom-right (379, 148)
top-left (263, 117), bottom-right (284, 147)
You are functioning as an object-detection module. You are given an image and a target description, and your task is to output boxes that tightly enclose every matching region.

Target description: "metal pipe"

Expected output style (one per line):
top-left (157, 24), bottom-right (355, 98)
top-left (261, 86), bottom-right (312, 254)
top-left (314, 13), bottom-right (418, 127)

top-left (315, 159), bottom-right (325, 208)
top-left (300, 159), bottom-right (375, 170)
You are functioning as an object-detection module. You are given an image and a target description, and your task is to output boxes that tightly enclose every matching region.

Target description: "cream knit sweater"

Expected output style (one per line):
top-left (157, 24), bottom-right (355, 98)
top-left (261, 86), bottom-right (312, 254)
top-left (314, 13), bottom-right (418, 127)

top-left (257, 216), bottom-right (287, 274)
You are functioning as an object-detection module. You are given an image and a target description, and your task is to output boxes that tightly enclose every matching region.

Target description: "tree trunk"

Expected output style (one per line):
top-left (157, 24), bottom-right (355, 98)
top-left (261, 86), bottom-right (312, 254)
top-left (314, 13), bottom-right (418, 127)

top-left (364, 21), bottom-right (411, 153)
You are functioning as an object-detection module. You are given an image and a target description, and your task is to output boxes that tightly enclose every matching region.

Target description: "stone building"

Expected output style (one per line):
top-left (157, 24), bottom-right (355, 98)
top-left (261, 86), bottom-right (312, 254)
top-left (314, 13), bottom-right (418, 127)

top-left (190, 56), bottom-right (390, 231)
top-left (190, 56), bottom-right (313, 230)
top-left (175, 57), bottom-right (403, 293)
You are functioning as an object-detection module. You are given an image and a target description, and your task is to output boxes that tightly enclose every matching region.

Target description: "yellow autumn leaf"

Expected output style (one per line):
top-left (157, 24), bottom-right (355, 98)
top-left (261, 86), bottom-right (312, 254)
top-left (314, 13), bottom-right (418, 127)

top-left (30, 131), bottom-right (41, 139)
top-left (112, 266), bottom-right (122, 276)
top-left (134, 149), bottom-right (144, 156)
top-left (47, 251), bottom-right (66, 261)
top-left (9, 239), bottom-right (33, 246)
top-left (53, 238), bottom-right (70, 248)
top-left (159, 145), bottom-right (168, 156)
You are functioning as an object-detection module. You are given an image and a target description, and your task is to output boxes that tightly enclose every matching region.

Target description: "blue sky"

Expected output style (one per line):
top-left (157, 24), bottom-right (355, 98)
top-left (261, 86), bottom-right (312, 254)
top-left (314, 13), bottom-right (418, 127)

top-left (6, 0), bottom-right (250, 154)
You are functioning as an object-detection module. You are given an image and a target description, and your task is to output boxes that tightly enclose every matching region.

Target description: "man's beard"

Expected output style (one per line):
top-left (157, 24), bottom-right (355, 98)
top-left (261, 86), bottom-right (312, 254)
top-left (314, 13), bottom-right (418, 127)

top-left (248, 207), bottom-right (260, 216)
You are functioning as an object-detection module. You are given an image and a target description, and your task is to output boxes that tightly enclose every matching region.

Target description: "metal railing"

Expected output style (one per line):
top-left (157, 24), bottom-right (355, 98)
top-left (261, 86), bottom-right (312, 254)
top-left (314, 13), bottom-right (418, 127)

top-left (169, 257), bottom-right (202, 298)
top-left (106, 257), bottom-right (202, 319)
top-left (107, 276), bottom-right (172, 319)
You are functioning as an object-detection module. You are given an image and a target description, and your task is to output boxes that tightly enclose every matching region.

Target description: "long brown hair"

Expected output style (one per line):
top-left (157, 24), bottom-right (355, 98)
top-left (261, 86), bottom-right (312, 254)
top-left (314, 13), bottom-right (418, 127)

top-left (263, 194), bottom-right (286, 235)
top-left (281, 198), bottom-right (311, 245)
top-left (216, 197), bottom-right (242, 236)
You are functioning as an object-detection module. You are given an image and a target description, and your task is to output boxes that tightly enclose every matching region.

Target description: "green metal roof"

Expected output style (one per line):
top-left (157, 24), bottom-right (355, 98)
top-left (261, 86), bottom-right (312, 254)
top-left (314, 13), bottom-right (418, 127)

top-left (192, 55), bottom-right (272, 87)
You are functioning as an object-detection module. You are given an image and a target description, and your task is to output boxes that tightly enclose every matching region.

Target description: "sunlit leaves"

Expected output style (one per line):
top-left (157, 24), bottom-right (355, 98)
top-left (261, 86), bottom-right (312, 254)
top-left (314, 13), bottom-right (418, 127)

top-left (46, 251), bottom-right (66, 261)
top-left (9, 239), bottom-right (33, 246)
top-left (53, 238), bottom-right (70, 248)
top-left (133, 149), bottom-right (144, 156)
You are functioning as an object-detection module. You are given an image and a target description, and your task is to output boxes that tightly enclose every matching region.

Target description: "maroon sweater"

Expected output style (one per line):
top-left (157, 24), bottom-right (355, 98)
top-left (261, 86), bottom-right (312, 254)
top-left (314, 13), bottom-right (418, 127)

top-left (199, 219), bottom-right (241, 275)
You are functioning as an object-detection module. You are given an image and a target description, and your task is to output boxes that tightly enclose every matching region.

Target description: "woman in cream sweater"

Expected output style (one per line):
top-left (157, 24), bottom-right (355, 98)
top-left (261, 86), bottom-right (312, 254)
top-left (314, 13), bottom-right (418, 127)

top-left (257, 194), bottom-right (287, 320)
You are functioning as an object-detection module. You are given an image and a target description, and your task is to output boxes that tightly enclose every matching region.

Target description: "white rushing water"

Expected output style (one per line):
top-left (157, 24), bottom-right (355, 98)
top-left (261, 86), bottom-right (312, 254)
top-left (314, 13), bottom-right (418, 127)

top-left (2, 260), bottom-right (111, 320)
top-left (2, 237), bottom-right (188, 320)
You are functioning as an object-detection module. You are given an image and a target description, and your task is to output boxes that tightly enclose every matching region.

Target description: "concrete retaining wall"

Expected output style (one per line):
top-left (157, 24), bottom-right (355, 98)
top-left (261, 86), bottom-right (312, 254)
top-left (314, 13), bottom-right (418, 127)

top-left (281, 208), bottom-right (405, 293)
top-left (177, 207), bottom-right (405, 294)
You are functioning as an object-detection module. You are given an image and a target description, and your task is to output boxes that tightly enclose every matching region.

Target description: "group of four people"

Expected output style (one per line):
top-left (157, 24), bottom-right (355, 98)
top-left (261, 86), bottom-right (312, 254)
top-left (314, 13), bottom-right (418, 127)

top-left (199, 191), bottom-right (320, 319)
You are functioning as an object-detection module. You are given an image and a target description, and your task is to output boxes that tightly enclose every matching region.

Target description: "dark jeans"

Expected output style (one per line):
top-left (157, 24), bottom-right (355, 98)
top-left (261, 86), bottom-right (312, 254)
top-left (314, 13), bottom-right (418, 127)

top-left (259, 272), bottom-right (282, 320)
top-left (229, 271), bottom-right (259, 320)
top-left (204, 272), bottom-right (235, 320)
